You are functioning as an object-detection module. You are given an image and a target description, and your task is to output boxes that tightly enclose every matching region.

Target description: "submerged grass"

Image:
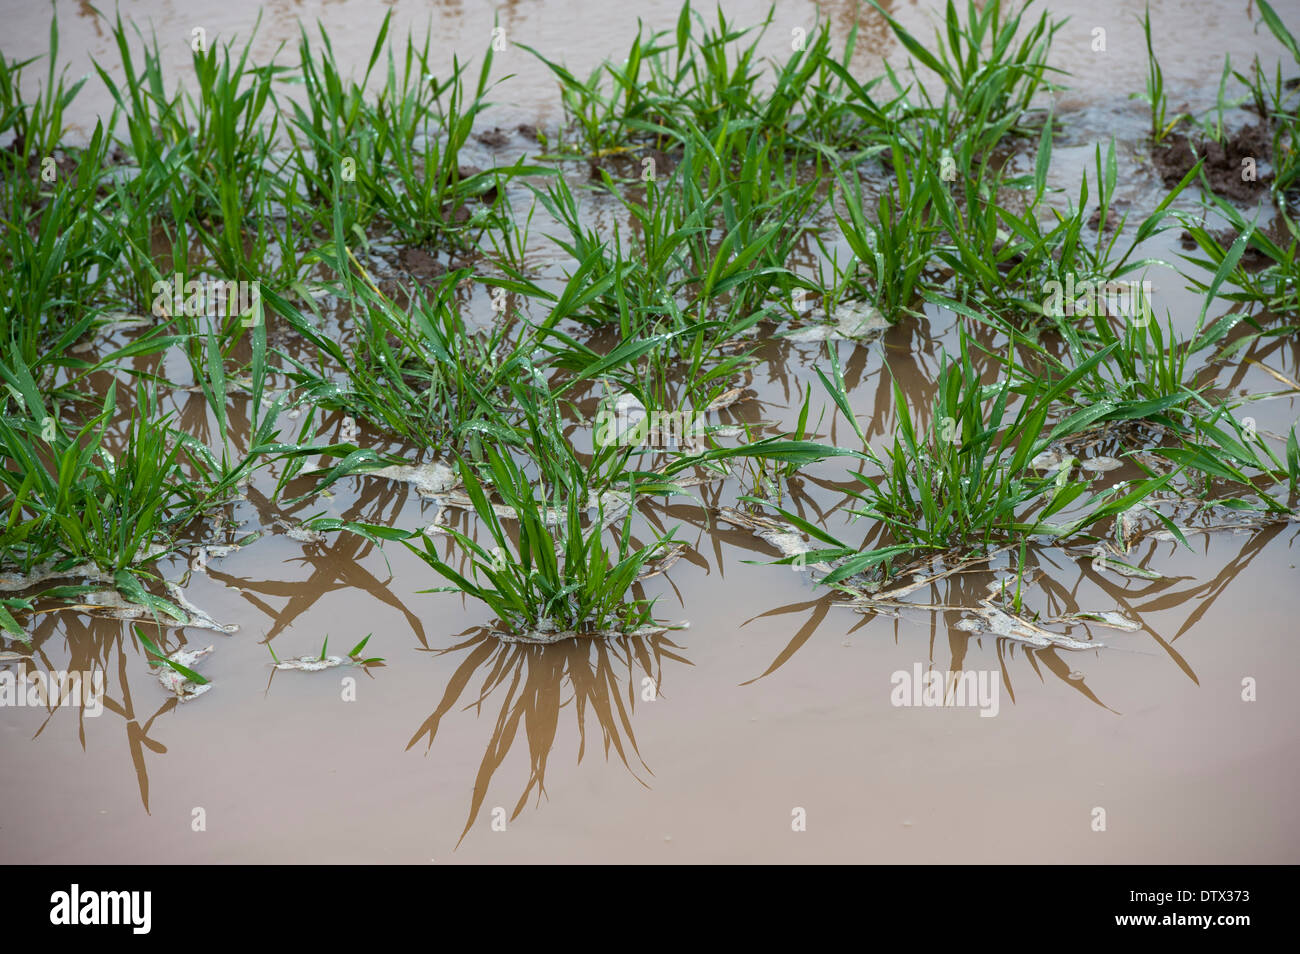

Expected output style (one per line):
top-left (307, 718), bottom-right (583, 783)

top-left (2, 1), bottom-right (1297, 644)
top-left (789, 337), bottom-right (1186, 585)
top-left (406, 445), bottom-right (669, 638)
top-left (0, 382), bottom-right (267, 584)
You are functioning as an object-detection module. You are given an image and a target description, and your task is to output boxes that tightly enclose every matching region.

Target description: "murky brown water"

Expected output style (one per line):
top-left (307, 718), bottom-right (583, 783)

top-left (2, 0), bottom-right (1299, 863)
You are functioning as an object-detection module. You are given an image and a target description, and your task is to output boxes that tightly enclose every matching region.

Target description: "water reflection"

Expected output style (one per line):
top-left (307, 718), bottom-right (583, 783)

top-left (408, 626), bottom-right (691, 846)
top-left (728, 516), bottom-right (1300, 712)
top-left (13, 614), bottom-right (188, 812)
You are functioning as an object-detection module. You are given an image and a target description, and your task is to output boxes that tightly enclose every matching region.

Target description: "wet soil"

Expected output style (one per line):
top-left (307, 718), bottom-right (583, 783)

top-left (1151, 122), bottom-right (1274, 201)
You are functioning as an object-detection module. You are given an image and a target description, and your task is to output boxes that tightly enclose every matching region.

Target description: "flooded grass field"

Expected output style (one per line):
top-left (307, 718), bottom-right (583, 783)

top-left (2, 0), bottom-right (1299, 865)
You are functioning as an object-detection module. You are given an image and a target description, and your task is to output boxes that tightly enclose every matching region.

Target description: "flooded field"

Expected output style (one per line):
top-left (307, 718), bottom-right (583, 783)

top-left (2, 0), bottom-right (1299, 865)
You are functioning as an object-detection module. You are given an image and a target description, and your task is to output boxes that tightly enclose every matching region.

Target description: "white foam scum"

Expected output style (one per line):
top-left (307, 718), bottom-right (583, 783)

top-left (781, 301), bottom-right (890, 343)
top-left (296, 460), bottom-right (458, 498)
top-left (363, 461), bottom-right (458, 497)
top-left (715, 507), bottom-right (833, 573)
top-left (495, 620), bottom-right (689, 646)
top-left (154, 645), bottom-right (213, 702)
top-left (272, 655), bottom-right (351, 671)
top-left (162, 583), bottom-right (239, 635)
top-left (0, 562), bottom-right (238, 636)
top-left (815, 548), bottom-right (1139, 650)
top-left (0, 561), bottom-right (117, 592)
top-left (954, 601), bottom-right (1103, 652)
top-left (273, 519), bottom-right (329, 544)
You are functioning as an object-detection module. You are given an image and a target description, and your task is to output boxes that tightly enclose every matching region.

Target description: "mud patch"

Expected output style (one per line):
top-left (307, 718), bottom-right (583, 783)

top-left (1151, 123), bottom-right (1273, 201)
top-left (397, 246), bottom-right (448, 281)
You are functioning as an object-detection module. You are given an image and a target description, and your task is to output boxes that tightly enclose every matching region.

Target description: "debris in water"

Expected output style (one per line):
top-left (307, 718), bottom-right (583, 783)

top-left (69, 314), bottom-right (150, 354)
top-left (1086, 551), bottom-right (1163, 580)
top-left (1114, 503), bottom-right (1149, 551)
top-left (1030, 448), bottom-right (1068, 471)
top-left (708, 425), bottom-right (749, 438)
top-left (81, 589), bottom-right (159, 620)
top-left (705, 387), bottom-right (746, 412)
top-left (984, 571), bottom-right (1039, 597)
top-left (274, 519), bottom-right (329, 545)
top-left (273, 654), bottom-right (350, 672)
top-left (430, 472), bottom-right (714, 536)
top-left (495, 620), bottom-right (689, 645)
top-left (1149, 511), bottom-right (1298, 541)
top-left (46, 583), bottom-right (237, 634)
top-left (427, 488), bottom-right (637, 534)
top-left (715, 507), bottom-right (832, 573)
top-left (608, 392), bottom-right (647, 441)
top-left (425, 489), bottom-right (514, 530)
top-left (1049, 611), bottom-right (1143, 632)
top-left (955, 600), bottom-right (1103, 651)
top-left (871, 549), bottom-right (1011, 601)
top-left (0, 561), bottom-right (116, 592)
top-left (1032, 450), bottom-right (1121, 475)
top-left (636, 543), bottom-right (686, 581)
top-left (199, 543), bottom-right (239, 559)
top-left (1244, 358), bottom-right (1300, 392)
top-left (1080, 456), bottom-right (1123, 473)
top-left (298, 458), bottom-right (456, 497)
top-left (162, 583), bottom-right (240, 635)
top-left (782, 301), bottom-right (890, 343)
top-left (364, 461), bottom-right (458, 497)
top-left (155, 645), bottom-right (213, 702)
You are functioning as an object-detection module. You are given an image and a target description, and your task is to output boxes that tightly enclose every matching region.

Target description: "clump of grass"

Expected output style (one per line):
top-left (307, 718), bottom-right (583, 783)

top-left (0, 121), bottom-right (126, 389)
top-left (928, 133), bottom-right (1198, 324)
top-left (0, 11), bottom-right (87, 164)
top-left (399, 370), bottom-right (677, 637)
top-left (276, 252), bottom-right (516, 454)
top-left (355, 28), bottom-right (522, 249)
top-left (517, 17), bottom-right (667, 157)
top-left (284, 15), bottom-right (389, 207)
top-left (1027, 309), bottom-right (1200, 439)
top-left (826, 142), bottom-right (936, 322)
top-left (788, 335), bottom-right (1181, 583)
top-left (522, 1), bottom-right (895, 159)
top-left (0, 382), bottom-right (266, 584)
top-left (183, 16), bottom-right (288, 274)
top-left (497, 123), bottom-right (816, 344)
top-left (1179, 196), bottom-right (1299, 317)
top-left (405, 444), bottom-right (669, 637)
top-left (93, 12), bottom-right (189, 174)
top-left (869, 0), bottom-right (1064, 151)
top-left (328, 354), bottom-right (850, 637)
top-left (1246, 1), bottom-right (1300, 204)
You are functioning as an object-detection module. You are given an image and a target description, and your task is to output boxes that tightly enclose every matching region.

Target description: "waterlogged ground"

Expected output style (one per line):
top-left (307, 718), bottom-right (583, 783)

top-left (2, 0), bottom-right (1299, 863)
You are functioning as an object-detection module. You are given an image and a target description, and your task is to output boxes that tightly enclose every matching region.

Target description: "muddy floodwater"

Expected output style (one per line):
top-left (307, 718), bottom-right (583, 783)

top-left (2, 0), bottom-right (1299, 864)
